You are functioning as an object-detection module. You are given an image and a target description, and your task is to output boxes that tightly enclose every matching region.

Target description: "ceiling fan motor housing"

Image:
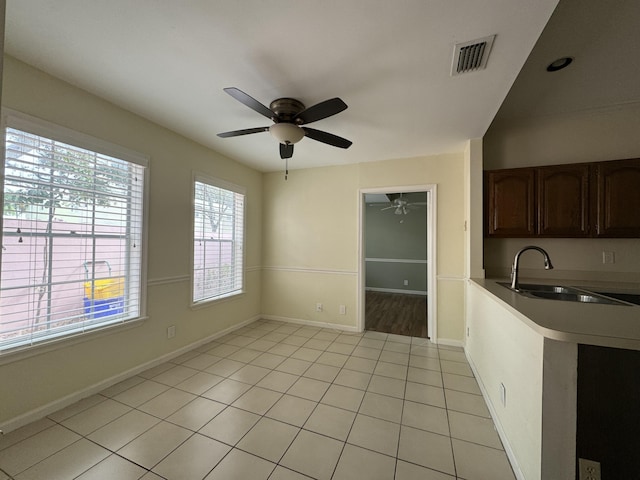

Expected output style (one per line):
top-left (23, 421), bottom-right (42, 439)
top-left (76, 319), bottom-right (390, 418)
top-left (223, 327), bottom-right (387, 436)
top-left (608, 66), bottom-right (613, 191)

top-left (269, 98), bottom-right (306, 122)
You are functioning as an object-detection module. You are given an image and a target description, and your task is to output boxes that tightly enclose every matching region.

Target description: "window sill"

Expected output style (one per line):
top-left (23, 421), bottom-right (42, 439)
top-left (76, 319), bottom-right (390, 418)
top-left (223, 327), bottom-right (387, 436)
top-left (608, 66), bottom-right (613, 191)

top-left (0, 317), bottom-right (148, 366)
top-left (190, 291), bottom-right (246, 310)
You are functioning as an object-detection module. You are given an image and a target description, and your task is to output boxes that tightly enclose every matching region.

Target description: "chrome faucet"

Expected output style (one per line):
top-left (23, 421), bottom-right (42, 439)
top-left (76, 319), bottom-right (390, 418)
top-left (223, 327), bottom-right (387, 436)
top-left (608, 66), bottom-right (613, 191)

top-left (510, 246), bottom-right (554, 290)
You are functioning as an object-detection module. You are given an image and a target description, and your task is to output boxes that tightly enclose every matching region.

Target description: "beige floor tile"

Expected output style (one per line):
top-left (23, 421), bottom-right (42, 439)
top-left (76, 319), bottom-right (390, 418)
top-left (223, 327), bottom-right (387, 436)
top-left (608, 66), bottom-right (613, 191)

top-left (442, 373), bottom-right (481, 395)
top-left (405, 381), bottom-right (446, 408)
top-left (314, 331), bottom-right (340, 341)
top-left (440, 359), bottom-right (474, 377)
top-left (280, 430), bottom-right (343, 480)
top-left (343, 356), bottom-right (377, 374)
top-left (263, 332), bottom-right (289, 343)
top-left (280, 335), bottom-right (308, 347)
top-left (402, 401), bottom-right (450, 436)
top-left (439, 350), bottom-right (467, 362)
top-left (358, 338), bottom-right (385, 349)
top-left (204, 448), bottom-right (276, 480)
top-left (332, 443), bottom-right (396, 480)
top-left (304, 403), bottom-right (355, 441)
top-left (236, 417), bottom-right (299, 462)
top-left (175, 371), bottom-right (224, 395)
top-left (75, 454), bottom-right (147, 480)
top-left (294, 327), bottom-right (321, 338)
top-left (232, 386), bottom-right (282, 415)
top-left (321, 384), bottom-right (365, 412)
top-left (204, 358), bottom-right (245, 377)
top-left (228, 348), bottom-right (262, 364)
top-left (207, 344), bottom-right (241, 357)
top-left (250, 352), bottom-right (287, 369)
top-left (275, 357), bottom-right (312, 375)
top-left (398, 426), bottom-right (455, 475)
top-left (151, 365), bottom-right (199, 386)
top-left (385, 336), bottom-right (412, 348)
top-left (291, 347), bottom-right (322, 362)
top-left (0, 425), bottom-right (80, 476)
top-left (269, 465), bottom-right (312, 480)
top-left (112, 380), bottom-right (170, 407)
top-left (407, 367), bottom-right (443, 387)
top-left (47, 395), bottom-right (106, 422)
top-left (153, 433), bottom-right (230, 480)
top-left (61, 398), bottom-right (131, 435)
top-left (201, 378), bottom-right (252, 404)
top-left (88, 409), bottom-right (160, 450)
top-left (287, 377), bottom-right (330, 401)
top-left (223, 334), bottom-right (257, 347)
top-left (359, 391), bottom-right (404, 423)
top-left (409, 355), bottom-right (441, 371)
top-left (374, 361), bottom-right (408, 380)
top-left (199, 406), bottom-right (260, 445)
top-left (99, 376), bottom-right (146, 398)
top-left (117, 421), bottom-right (191, 469)
top-left (138, 362), bottom-right (174, 379)
top-left (379, 350), bottom-right (410, 365)
top-left (266, 394), bottom-right (317, 427)
top-left (181, 353), bottom-right (221, 370)
top-left (316, 351), bottom-right (349, 367)
top-left (364, 331), bottom-right (388, 340)
top-left (228, 364), bottom-right (271, 385)
top-left (15, 438), bottom-right (109, 480)
top-left (395, 460), bottom-right (455, 480)
top-left (326, 341), bottom-right (356, 355)
top-left (303, 338), bottom-right (332, 351)
top-left (410, 345), bottom-right (440, 358)
top-left (334, 333), bottom-right (362, 345)
top-left (448, 410), bottom-right (503, 449)
top-left (445, 389), bottom-right (491, 418)
top-left (367, 375), bottom-right (406, 398)
top-left (452, 439), bottom-right (516, 480)
top-left (351, 345), bottom-right (381, 360)
top-left (140, 472), bottom-right (165, 479)
top-left (166, 397), bottom-right (226, 431)
top-left (347, 414), bottom-right (400, 456)
top-left (0, 417), bottom-right (56, 451)
top-left (274, 324), bottom-right (301, 335)
top-left (333, 369), bottom-right (371, 390)
top-left (303, 363), bottom-right (340, 382)
top-left (138, 388), bottom-right (196, 418)
top-left (256, 370), bottom-right (299, 392)
top-left (247, 339), bottom-right (278, 352)
top-left (267, 343), bottom-right (300, 357)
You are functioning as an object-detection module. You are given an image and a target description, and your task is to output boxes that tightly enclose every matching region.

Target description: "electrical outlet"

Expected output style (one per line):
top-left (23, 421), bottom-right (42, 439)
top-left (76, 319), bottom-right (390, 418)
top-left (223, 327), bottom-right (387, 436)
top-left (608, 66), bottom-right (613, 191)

top-left (602, 251), bottom-right (615, 264)
top-left (403, 279), bottom-right (409, 286)
top-left (499, 383), bottom-right (507, 407)
top-left (578, 458), bottom-right (601, 480)
top-left (339, 305), bottom-right (346, 315)
top-left (316, 303), bottom-right (323, 312)
top-left (167, 325), bottom-right (176, 339)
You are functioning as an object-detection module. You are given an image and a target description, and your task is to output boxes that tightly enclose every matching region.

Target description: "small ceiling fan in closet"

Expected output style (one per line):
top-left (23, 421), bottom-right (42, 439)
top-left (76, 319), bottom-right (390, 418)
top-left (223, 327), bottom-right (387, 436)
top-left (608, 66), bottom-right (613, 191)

top-left (381, 193), bottom-right (425, 215)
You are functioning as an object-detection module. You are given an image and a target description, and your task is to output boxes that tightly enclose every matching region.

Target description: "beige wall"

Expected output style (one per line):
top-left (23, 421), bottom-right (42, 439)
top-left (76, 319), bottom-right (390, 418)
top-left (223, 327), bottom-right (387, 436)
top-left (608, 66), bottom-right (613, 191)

top-left (0, 56), bottom-right (263, 427)
top-left (261, 153), bottom-right (467, 343)
top-left (483, 105), bottom-right (640, 282)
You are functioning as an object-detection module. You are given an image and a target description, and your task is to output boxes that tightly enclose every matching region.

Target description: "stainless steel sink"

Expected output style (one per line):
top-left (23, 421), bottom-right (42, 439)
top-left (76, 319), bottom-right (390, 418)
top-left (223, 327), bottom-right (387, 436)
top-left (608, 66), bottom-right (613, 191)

top-left (498, 282), bottom-right (633, 306)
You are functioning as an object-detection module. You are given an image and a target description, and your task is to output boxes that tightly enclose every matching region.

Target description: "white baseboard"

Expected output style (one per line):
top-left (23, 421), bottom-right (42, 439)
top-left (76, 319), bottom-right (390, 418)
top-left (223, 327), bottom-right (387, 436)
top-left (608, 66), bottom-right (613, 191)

top-left (465, 350), bottom-right (525, 480)
top-left (365, 287), bottom-right (428, 296)
top-left (1, 315), bottom-right (261, 434)
top-left (260, 314), bottom-right (361, 333)
top-left (435, 338), bottom-right (464, 348)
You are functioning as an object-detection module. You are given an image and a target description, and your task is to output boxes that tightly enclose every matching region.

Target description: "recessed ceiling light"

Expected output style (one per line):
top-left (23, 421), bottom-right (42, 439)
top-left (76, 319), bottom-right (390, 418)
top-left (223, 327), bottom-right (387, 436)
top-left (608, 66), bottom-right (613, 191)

top-left (546, 57), bottom-right (573, 72)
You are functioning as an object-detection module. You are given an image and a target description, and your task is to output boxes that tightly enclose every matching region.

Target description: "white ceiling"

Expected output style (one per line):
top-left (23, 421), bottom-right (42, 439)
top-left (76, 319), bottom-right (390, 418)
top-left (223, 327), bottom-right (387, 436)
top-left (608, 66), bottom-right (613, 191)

top-left (5, 0), bottom-right (559, 173)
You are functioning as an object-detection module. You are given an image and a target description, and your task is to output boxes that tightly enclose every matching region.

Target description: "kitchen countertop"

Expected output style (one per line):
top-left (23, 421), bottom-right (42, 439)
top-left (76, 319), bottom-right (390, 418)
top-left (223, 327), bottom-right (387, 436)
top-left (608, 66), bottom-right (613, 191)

top-left (471, 278), bottom-right (640, 350)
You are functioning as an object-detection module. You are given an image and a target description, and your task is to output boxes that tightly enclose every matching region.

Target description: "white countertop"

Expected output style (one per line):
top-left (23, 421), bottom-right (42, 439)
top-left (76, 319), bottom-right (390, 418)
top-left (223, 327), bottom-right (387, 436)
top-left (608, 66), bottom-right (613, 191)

top-left (471, 278), bottom-right (640, 350)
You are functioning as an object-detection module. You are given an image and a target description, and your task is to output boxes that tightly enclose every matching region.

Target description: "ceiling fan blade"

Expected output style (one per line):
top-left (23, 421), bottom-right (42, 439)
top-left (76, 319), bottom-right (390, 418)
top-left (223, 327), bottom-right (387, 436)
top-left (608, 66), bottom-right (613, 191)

top-left (217, 127), bottom-right (269, 138)
top-left (295, 98), bottom-right (348, 124)
top-left (303, 127), bottom-right (352, 149)
top-left (280, 143), bottom-right (294, 159)
top-left (223, 87), bottom-right (274, 119)
top-left (381, 206), bottom-right (396, 211)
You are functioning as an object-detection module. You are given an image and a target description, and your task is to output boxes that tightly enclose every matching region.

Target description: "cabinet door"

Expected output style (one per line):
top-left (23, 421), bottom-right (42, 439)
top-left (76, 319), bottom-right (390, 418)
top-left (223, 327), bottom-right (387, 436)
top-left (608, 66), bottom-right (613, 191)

top-left (486, 169), bottom-right (535, 236)
top-left (594, 158), bottom-right (640, 237)
top-left (537, 164), bottom-right (590, 237)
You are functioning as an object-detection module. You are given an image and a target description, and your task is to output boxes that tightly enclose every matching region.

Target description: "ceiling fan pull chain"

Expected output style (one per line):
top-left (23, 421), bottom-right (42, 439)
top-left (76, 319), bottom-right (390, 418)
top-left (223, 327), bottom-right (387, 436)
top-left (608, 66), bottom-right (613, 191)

top-left (285, 157), bottom-right (288, 181)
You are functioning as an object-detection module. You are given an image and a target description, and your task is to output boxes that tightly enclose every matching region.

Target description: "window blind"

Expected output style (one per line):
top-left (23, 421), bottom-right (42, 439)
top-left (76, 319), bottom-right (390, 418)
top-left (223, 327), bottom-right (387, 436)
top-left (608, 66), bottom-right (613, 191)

top-left (192, 176), bottom-right (245, 303)
top-left (1, 125), bottom-right (146, 352)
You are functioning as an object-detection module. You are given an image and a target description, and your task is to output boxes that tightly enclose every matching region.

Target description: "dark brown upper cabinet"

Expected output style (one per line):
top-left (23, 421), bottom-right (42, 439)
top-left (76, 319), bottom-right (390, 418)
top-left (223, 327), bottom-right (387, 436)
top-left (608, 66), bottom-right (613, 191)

top-left (537, 164), bottom-right (590, 237)
top-left (486, 168), bottom-right (535, 237)
top-left (485, 158), bottom-right (640, 238)
top-left (593, 158), bottom-right (640, 237)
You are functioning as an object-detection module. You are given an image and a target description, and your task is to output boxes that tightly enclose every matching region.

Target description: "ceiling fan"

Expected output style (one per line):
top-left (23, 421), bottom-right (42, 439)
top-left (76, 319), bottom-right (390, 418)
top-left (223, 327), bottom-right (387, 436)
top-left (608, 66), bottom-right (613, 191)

top-left (381, 193), bottom-right (425, 215)
top-left (217, 88), bottom-right (352, 162)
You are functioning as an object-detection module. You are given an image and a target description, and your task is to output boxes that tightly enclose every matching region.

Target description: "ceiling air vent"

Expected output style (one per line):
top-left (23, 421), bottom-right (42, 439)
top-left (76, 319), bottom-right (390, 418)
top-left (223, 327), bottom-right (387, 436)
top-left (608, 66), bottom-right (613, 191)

top-left (451, 35), bottom-right (496, 76)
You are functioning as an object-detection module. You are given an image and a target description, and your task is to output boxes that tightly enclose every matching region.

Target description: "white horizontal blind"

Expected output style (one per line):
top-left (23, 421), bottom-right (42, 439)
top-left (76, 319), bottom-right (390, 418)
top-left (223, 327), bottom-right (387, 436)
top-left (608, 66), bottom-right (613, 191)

top-left (193, 176), bottom-right (245, 303)
top-left (1, 126), bottom-right (146, 352)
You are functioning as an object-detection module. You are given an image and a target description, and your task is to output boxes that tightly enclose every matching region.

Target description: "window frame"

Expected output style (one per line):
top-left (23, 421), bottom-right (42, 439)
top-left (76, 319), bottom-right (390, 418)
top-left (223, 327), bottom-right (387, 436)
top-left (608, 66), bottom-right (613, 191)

top-left (190, 172), bottom-right (246, 307)
top-left (0, 109), bottom-right (149, 356)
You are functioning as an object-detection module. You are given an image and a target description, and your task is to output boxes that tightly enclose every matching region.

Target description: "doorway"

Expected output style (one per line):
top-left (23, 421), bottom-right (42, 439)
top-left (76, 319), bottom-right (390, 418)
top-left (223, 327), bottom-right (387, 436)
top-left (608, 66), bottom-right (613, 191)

top-left (358, 185), bottom-right (437, 339)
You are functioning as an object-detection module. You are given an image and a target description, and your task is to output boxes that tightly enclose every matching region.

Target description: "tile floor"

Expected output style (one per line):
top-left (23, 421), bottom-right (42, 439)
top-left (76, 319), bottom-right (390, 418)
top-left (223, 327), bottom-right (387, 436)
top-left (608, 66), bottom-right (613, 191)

top-left (0, 319), bottom-right (516, 480)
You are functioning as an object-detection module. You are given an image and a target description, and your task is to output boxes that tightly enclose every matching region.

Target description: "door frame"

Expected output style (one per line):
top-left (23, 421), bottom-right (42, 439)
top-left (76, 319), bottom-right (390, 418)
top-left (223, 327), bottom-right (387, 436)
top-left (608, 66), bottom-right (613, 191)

top-left (357, 184), bottom-right (437, 340)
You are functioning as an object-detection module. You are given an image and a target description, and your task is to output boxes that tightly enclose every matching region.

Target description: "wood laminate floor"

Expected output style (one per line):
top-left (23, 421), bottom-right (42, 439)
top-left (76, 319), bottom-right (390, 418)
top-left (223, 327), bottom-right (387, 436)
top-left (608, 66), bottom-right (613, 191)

top-left (365, 291), bottom-right (428, 338)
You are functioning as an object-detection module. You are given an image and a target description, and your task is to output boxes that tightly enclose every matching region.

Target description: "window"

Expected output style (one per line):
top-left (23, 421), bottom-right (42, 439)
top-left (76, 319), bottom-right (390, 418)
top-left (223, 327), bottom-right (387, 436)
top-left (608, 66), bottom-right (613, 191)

top-left (1, 113), bottom-right (147, 353)
top-left (192, 175), bottom-right (245, 304)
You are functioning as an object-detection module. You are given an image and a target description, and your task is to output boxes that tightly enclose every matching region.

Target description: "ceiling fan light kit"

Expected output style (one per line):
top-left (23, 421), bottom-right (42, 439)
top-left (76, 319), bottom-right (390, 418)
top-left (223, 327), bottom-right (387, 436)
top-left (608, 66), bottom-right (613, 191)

top-left (217, 87), bottom-right (352, 179)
